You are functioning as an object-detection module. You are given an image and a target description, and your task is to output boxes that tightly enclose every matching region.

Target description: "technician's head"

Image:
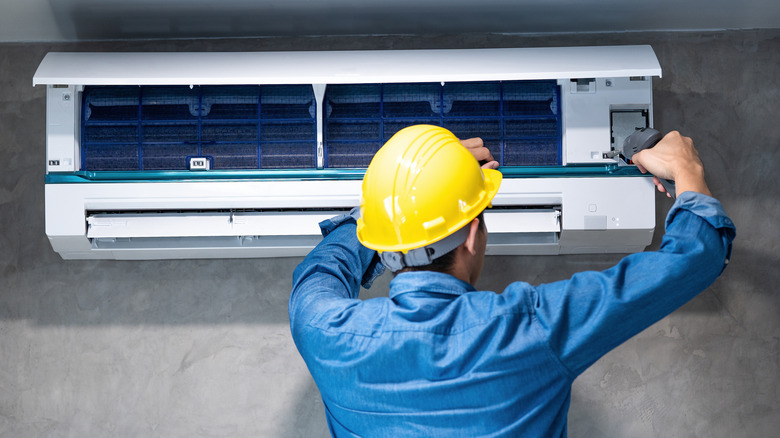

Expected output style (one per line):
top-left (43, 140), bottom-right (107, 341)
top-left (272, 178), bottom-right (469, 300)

top-left (356, 125), bottom-right (502, 283)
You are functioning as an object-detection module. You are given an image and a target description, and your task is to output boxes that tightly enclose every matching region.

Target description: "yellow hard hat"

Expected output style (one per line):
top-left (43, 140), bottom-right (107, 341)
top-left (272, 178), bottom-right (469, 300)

top-left (356, 125), bottom-right (502, 255)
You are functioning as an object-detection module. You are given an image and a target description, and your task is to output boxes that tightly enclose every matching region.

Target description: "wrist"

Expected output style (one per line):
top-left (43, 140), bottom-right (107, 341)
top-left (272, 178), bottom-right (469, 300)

top-left (674, 163), bottom-right (711, 197)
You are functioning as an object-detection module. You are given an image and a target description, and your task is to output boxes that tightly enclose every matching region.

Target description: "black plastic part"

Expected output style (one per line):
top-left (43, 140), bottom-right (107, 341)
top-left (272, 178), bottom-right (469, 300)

top-left (623, 127), bottom-right (677, 198)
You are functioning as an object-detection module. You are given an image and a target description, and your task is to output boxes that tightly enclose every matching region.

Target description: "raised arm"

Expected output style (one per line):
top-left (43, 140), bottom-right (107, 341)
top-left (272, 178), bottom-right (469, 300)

top-left (289, 212), bottom-right (382, 331)
top-left (534, 132), bottom-right (735, 376)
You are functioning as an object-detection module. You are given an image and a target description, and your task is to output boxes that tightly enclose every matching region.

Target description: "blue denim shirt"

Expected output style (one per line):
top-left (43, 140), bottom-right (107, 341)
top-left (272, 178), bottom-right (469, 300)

top-left (290, 192), bottom-right (735, 437)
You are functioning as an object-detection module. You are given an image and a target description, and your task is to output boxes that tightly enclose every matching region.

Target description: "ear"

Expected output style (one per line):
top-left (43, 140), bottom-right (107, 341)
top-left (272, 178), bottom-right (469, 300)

top-left (462, 217), bottom-right (481, 256)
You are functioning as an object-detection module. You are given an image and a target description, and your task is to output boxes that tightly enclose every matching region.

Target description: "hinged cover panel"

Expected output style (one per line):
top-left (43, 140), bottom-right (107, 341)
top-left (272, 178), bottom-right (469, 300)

top-left (33, 46), bottom-right (661, 86)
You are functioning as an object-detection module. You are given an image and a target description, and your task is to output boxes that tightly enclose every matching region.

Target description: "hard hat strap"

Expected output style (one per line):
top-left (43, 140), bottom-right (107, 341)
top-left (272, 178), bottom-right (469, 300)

top-left (379, 225), bottom-right (471, 272)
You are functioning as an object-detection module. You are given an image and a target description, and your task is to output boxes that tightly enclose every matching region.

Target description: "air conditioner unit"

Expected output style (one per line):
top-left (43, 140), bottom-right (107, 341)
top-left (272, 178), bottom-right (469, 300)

top-left (33, 46), bottom-right (661, 260)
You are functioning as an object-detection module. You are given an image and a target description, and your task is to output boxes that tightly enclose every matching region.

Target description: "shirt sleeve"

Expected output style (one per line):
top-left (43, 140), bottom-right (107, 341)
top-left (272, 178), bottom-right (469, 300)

top-left (289, 208), bottom-right (384, 335)
top-left (533, 191), bottom-right (736, 376)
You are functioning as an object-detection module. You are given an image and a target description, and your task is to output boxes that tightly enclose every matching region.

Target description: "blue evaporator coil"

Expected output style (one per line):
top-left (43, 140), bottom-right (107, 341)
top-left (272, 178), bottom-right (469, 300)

top-left (80, 81), bottom-right (561, 171)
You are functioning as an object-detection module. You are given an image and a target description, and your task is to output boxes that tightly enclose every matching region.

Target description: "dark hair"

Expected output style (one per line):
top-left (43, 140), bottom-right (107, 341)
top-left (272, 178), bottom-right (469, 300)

top-left (395, 212), bottom-right (485, 276)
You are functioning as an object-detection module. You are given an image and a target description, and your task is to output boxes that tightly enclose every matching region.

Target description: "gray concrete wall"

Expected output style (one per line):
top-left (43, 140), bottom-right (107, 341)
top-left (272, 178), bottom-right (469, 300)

top-left (1, 30), bottom-right (778, 437)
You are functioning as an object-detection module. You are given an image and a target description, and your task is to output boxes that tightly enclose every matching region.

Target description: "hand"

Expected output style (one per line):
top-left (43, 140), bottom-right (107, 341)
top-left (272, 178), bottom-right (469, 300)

top-left (632, 131), bottom-right (712, 197)
top-left (460, 137), bottom-right (499, 169)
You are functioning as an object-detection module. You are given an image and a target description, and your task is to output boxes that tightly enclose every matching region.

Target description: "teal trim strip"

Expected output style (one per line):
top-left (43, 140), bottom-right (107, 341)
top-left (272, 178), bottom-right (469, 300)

top-left (500, 164), bottom-right (644, 178)
top-left (45, 165), bottom-right (646, 184)
top-left (46, 169), bottom-right (366, 184)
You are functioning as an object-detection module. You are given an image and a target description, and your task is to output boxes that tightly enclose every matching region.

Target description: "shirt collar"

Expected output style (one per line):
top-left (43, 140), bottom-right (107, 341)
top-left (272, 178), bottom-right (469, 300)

top-left (388, 271), bottom-right (476, 300)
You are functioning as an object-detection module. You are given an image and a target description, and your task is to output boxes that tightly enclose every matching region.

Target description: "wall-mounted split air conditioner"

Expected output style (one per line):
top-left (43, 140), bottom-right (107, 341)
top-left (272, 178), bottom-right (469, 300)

top-left (33, 46), bottom-right (662, 260)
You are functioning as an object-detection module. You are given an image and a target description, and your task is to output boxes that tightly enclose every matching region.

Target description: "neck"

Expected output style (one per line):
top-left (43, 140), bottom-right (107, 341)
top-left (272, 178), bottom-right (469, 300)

top-left (447, 251), bottom-right (478, 286)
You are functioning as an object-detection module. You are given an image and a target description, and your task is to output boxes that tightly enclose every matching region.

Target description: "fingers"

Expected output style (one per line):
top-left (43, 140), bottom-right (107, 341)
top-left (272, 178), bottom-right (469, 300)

top-left (652, 176), bottom-right (670, 197)
top-left (460, 137), bottom-right (498, 166)
top-left (646, 176), bottom-right (674, 198)
top-left (460, 137), bottom-right (484, 149)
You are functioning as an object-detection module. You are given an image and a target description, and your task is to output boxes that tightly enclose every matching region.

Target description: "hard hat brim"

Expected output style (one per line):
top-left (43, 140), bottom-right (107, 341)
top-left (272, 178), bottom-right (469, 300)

top-left (362, 167), bottom-right (502, 254)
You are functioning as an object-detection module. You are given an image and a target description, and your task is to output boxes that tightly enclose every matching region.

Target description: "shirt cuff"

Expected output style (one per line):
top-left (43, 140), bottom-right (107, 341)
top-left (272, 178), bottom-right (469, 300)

top-left (666, 192), bottom-right (735, 233)
top-left (666, 191), bottom-right (736, 270)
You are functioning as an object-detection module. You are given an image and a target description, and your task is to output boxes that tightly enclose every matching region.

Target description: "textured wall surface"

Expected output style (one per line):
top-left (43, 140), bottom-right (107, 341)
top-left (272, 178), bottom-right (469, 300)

top-left (1, 30), bottom-right (778, 437)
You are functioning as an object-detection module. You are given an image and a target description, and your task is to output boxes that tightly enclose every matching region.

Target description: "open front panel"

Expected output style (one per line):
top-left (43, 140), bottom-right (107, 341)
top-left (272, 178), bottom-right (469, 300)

top-left (80, 81), bottom-right (561, 171)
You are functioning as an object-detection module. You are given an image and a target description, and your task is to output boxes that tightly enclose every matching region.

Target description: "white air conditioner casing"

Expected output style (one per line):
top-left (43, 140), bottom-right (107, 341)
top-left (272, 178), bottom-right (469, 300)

top-left (33, 46), bottom-right (662, 260)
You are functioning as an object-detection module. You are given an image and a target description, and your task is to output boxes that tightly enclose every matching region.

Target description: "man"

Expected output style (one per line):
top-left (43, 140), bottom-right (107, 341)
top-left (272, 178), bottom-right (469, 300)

top-left (290, 125), bottom-right (735, 437)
